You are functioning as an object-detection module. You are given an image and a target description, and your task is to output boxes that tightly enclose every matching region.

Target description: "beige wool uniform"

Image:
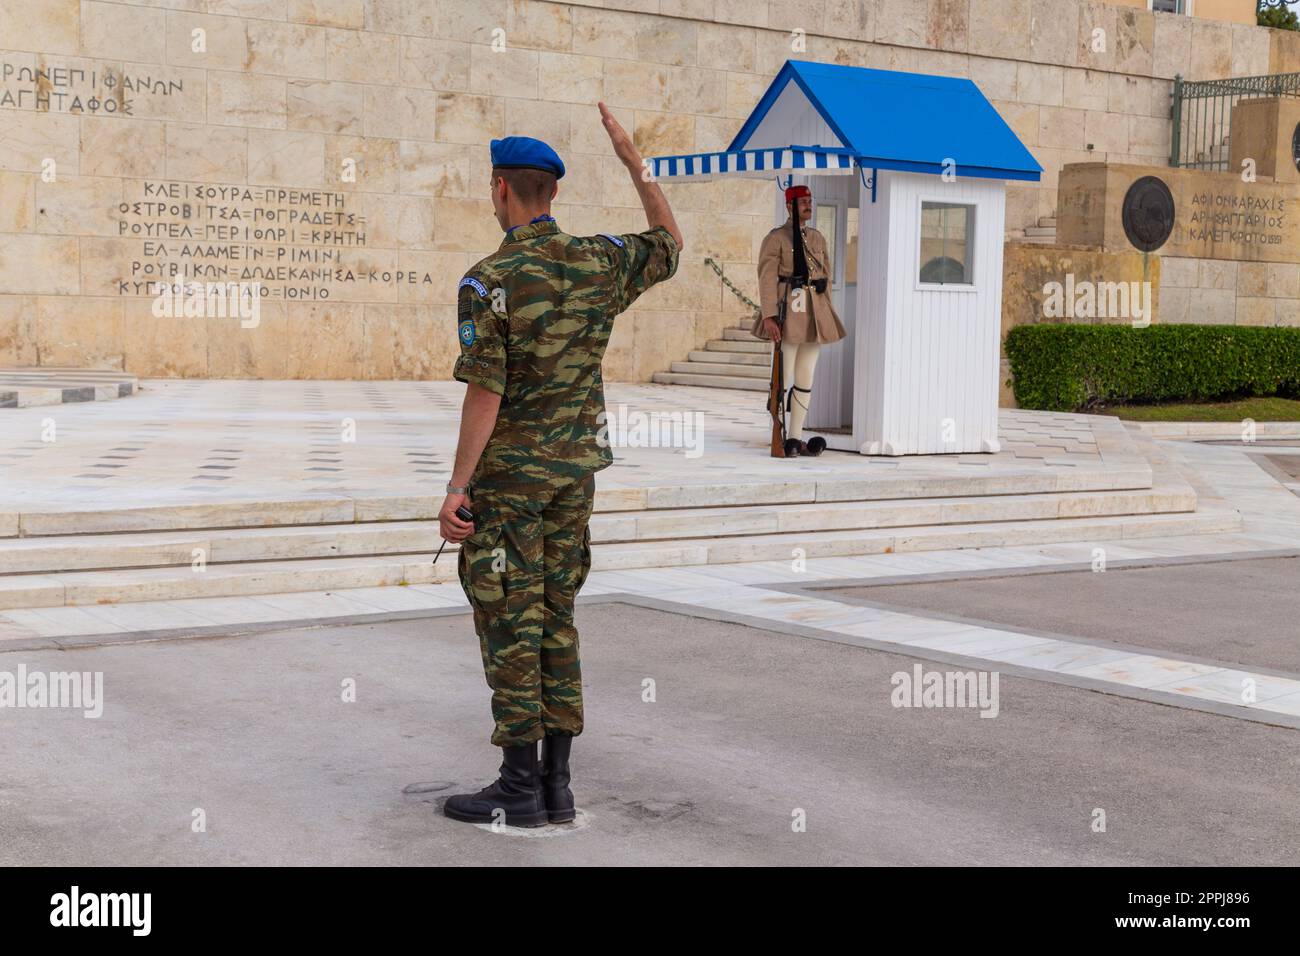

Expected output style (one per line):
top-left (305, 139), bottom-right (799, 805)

top-left (755, 220), bottom-right (848, 345)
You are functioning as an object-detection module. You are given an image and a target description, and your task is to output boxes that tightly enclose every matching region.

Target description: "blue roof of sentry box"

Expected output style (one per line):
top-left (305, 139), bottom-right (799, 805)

top-left (728, 59), bottom-right (1042, 182)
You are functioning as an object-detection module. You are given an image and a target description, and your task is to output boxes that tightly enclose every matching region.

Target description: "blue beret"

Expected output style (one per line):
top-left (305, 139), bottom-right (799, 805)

top-left (490, 136), bottom-right (565, 179)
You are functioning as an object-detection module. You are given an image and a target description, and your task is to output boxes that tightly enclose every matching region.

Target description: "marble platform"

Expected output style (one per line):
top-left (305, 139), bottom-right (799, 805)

top-left (0, 367), bottom-right (138, 409)
top-left (2, 379), bottom-right (1154, 514)
top-left (2, 380), bottom-right (1299, 732)
top-left (0, 380), bottom-right (1241, 609)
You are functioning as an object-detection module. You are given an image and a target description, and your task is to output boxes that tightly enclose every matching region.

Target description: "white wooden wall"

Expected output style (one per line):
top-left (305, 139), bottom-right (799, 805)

top-left (857, 171), bottom-right (891, 453)
top-left (743, 82), bottom-right (844, 151)
top-left (806, 172), bottom-right (856, 433)
top-left (860, 171), bottom-right (1005, 455)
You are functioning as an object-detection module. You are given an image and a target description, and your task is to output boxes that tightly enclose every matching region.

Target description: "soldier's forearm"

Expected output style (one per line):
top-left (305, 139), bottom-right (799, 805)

top-left (451, 383), bottom-right (503, 488)
top-left (629, 168), bottom-right (683, 251)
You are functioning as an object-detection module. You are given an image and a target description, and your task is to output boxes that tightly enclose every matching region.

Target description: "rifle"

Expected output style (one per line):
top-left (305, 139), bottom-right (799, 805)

top-left (766, 291), bottom-right (787, 457)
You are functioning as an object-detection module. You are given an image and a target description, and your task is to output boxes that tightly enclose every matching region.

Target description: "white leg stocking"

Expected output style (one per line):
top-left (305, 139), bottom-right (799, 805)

top-left (780, 341), bottom-right (821, 442)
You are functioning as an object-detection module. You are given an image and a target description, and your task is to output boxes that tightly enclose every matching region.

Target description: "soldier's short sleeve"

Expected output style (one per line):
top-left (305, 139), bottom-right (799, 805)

top-left (452, 274), bottom-right (507, 397)
top-left (601, 226), bottom-right (680, 313)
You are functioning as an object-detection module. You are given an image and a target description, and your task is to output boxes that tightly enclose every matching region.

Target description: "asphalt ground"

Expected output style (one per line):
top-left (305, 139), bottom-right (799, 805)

top-left (2, 590), bottom-right (1296, 866)
top-left (823, 555), bottom-right (1300, 673)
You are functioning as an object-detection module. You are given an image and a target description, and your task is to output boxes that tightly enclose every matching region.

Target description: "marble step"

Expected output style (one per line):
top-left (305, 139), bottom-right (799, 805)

top-left (704, 339), bottom-right (769, 354)
top-left (0, 508), bottom-right (1239, 611)
top-left (0, 485), bottom-right (1192, 575)
top-left (721, 327), bottom-right (762, 341)
top-left (689, 349), bottom-right (769, 366)
top-left (0, 554), bottom-right (455, 611)
top-left (0, 367), bottom-right (139, 408)
top-left (2, 464), bottom-right (1158, 538)
top-left (593, 509), bottom-right (1241, 572)
top-left (1038, 216), bottom-right (1057, 228)
top-left (8, 496), bottom-right (420, 537)
top-left (604, 483), bottom-right (1195, 543)
top-left (1023, 226), bottom-right (1056, 237)
top-left (0, 523), bottom-right (443, 575)
top-left (669, 360), bottom-right (769, 378)
top-left (651, 371), bottom-right (769, 390)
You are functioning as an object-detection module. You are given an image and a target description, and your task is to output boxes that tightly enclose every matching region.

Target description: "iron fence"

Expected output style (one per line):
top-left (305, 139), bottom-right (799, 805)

top-left (1170, 72), bottom-right (1300, 171)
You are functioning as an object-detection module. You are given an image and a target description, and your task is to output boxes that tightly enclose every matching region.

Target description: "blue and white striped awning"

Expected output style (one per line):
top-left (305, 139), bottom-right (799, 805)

top-left (647, 61), bottom-right (1042, 184)
top-left (648, 145), bottom-right (857, 182)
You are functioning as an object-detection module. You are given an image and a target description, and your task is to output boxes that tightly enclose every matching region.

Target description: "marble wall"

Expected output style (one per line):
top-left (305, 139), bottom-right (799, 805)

top-left (1049, 162), bottom-right (1300, 328)
top-left (0, 0), bottom-right (1295, 380)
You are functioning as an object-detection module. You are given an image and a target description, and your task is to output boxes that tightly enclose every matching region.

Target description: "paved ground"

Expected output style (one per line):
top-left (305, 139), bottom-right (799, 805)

top-left (0, 379), bottom-right (1142, 510)
top-left (2, 598), bottom-right (1296, 866)
top-left (3, 382), bottom-right (1298, 866)
top-left (825, 555), bottom-right (1300, 673)
top-left (1250, 447), bottom-right (1300, 500)
top-left (1262, 455), bottom-right (1300, 480)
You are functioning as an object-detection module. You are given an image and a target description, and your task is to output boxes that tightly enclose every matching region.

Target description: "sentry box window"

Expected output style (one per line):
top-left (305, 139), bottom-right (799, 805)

top-left (918, 202), bottom-right (975, 286)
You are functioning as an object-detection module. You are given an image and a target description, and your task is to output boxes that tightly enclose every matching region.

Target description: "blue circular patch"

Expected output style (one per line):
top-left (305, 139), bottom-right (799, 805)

top-left (458, 319), bottom-right (476, 346)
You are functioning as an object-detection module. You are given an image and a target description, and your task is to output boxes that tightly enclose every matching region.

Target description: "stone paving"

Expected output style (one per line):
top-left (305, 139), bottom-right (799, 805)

top-left (4, 531), bottom-right (1300, 728)
top-left (0, 380), bottom-right (1145, 512)
top-left (1, 381), bottom-right (1298, 736)
top-left (1247, 446), bottom-right (1300, 501)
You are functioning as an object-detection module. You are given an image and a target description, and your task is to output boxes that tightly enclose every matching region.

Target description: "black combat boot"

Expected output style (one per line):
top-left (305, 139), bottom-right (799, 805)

top-left (540, 734), bottom-right (575, 823)
top-left (443, 741), bottom-right (548, 827)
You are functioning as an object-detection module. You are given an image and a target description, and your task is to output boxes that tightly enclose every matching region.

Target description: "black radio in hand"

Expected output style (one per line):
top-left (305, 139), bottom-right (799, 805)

top-left (434, 505), bottom-right (476, 564)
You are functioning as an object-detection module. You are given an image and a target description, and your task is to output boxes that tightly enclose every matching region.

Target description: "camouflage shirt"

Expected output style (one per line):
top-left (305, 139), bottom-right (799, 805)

top-left (453, 220), bottom-right (680, 491)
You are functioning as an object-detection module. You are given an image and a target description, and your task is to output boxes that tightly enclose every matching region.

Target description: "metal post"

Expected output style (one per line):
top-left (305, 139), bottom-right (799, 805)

top-left (1169, 74), bottom-right (1182, 168)
top-left (1214, 88), bottom-right (1223, 171)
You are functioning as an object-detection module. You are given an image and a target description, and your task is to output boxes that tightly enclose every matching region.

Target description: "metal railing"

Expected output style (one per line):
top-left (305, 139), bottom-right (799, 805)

top-left (1170, 72), bottom-right (1300, 171)
top-left (703, 257), bottom-right (760, 318)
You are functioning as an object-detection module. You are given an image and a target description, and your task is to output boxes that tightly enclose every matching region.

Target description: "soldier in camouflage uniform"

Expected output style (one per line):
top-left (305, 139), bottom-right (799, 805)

top-left (440, 107), bottom-right (682, 827)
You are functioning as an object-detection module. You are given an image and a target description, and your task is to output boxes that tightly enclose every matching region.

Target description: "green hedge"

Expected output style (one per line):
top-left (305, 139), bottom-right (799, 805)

top-left (1004, 325), bottom-right (1300, 412)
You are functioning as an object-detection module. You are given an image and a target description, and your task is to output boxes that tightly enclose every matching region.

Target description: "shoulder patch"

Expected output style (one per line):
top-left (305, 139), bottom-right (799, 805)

top-left (597, 233), bottom-right (625, 248)
top-left (458, 317), bottom-right (476, 346)
top-left (458, 276), bottom-right (488, 297)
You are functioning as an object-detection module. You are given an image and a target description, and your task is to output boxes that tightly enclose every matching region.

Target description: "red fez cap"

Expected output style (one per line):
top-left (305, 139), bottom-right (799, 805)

top-left (784, 185), bottom-right (811, 202)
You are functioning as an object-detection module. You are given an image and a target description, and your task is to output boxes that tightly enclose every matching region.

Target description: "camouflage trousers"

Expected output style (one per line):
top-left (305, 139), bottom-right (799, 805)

top-left (457, 473), bottom-right (595, 747)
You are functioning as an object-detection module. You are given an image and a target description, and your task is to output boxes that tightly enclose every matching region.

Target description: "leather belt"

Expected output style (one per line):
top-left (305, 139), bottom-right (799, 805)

top-left (779, 275), bottom-right (827, 293)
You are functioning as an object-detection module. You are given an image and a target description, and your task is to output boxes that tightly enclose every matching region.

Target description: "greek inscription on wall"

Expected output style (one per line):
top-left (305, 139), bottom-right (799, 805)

top-left (116, 181), bottom-right (433, 300)
top-left (0, 59), bottom-right (182, 115)
top-left (1185, 191), bottom-right (1286, 249)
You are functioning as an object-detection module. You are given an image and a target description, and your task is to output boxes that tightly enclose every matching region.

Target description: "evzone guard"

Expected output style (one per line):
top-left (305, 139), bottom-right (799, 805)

top-left (754, 184), bottom-right (847, 458)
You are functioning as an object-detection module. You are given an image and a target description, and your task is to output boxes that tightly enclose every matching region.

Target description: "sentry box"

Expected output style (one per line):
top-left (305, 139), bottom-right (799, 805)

top-left (647, 59), bottom-right (1041, 455)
